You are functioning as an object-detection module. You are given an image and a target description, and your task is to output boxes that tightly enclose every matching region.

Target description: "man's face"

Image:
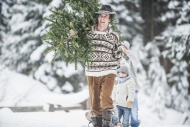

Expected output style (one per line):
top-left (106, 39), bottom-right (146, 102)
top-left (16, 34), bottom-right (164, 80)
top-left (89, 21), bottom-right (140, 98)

top-left (98, 14), bottom-right (111, 28)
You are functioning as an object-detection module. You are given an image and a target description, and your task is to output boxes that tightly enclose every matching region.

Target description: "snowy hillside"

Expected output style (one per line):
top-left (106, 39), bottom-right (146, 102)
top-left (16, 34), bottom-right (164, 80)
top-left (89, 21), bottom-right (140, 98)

top-left (0, 68), bottom-right (51, 107)
top-left (0, 67), bottom-right (89, 107)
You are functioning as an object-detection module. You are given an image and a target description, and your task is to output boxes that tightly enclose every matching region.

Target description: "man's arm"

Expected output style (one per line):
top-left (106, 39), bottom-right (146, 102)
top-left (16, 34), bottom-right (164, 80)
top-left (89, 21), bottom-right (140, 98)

top-left (112, 33), bottom-right (122, 59)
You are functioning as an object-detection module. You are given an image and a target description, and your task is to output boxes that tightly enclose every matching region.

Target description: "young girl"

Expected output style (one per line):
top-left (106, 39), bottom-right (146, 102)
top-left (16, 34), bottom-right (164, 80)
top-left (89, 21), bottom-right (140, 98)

top-left (121, 41), bottom-right (140, 127)
top-left (113, 65), bottom-right (135, 127)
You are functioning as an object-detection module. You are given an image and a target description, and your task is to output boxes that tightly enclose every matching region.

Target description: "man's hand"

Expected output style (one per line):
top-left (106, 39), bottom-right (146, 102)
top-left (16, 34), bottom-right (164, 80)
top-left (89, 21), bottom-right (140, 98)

top-left (126, 101), bottom-right (133, 108)
top-left (69, 29), bottom-right (75, 36)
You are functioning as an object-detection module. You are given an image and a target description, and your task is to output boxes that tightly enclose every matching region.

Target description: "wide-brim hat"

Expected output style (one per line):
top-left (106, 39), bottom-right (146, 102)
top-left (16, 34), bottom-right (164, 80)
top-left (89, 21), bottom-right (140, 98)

top-left (95, 5), bottom-right (116, 15)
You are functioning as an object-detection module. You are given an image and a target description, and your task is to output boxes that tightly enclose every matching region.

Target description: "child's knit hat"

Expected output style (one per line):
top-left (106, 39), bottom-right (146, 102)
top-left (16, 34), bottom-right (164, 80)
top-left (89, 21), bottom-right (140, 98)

top-left (118, 66), bottom-right (129, 75)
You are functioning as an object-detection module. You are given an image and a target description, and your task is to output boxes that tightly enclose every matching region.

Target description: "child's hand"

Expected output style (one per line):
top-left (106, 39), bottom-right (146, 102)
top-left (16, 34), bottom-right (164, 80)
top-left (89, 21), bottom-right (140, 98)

top-left (126, 101), bottom-right (133, 108)
top-left (122, 46), bottom-right (131, 55)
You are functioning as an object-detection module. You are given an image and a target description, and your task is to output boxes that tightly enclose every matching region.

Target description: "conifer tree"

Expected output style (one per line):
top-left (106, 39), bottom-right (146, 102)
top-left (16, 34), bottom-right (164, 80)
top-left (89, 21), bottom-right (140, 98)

top-left (159, 0), bottom-right (190, 111)
top-left (0, 0), bottom-right (10, 54)
top-left (143, 0), bottom-right (190, 113)
top-left (42, 0), bottom-right (118, 69)
top-left (0, 0), bottom-right (52, 74)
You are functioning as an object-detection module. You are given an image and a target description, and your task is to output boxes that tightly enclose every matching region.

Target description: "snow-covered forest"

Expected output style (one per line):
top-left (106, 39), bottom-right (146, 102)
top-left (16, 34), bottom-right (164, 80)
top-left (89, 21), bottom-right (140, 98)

top-left (0, 0), bottom-right (190, 126)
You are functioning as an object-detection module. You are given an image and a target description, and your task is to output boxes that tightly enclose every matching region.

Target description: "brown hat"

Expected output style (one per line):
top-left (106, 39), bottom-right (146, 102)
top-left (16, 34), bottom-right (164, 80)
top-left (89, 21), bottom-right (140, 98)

top-left (95, 5), bottom-right (116, 15)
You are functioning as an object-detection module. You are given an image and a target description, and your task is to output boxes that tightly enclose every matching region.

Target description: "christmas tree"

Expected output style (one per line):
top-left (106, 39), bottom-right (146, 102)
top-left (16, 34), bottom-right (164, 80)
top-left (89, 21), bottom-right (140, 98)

top-left (42, 0), bottom-right (119, 69)
top-left (42, 0), bottom-right (100, 69)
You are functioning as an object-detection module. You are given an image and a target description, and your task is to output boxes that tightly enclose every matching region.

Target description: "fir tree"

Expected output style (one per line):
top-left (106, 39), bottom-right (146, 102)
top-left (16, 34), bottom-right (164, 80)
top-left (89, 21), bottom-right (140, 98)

top-left (143, 0), bottom-right (190, 113)
top-left (0, 0), bottom-right (52, 75)
top-left (42, 0), bottom-right (119, 69)
top-left (0, 0), bottom-right (11, 55)
top-left (0, 0), bottom-right (90, 93)
top-left (159, 0), bottom-right (190, 112)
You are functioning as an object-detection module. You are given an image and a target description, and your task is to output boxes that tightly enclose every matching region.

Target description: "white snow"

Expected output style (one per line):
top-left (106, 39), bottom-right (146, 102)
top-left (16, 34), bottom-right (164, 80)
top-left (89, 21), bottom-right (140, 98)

top-left (62, 81), bottom-right (74, 92)
top-left (0, 109), bottom-right (88, 127)
top-left (44, 51), bottom-right (55, 63)
top-left (173, 24), bottom-right (190, 35)
top-left (0, 0), bottom-right (190, 127)
top-left (53, 61), bottom-right (83, 78)
top-left (0, 68), bottom-right (189, 127)
top-left (0, 68), bottom-right (50, 107)
top-left (30, 44), bottom-right (47, 62)
top-left (168, 1), bottom-right (180, 9)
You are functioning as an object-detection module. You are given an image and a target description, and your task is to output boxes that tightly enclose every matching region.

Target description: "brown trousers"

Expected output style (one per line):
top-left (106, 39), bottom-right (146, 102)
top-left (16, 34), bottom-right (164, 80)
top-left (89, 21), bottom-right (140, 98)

top-left (87, 74), bottom-right (116, 116)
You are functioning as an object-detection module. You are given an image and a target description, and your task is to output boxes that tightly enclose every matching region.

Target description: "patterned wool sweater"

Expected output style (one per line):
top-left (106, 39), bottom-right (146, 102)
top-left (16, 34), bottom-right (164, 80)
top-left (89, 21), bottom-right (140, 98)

top-left (85, 26), bottom-right (122, 76)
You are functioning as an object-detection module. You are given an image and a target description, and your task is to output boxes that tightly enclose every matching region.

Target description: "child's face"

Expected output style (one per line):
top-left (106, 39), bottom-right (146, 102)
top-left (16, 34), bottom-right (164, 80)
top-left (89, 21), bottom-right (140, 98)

top-left (118, 72), bottom-right (128, 78)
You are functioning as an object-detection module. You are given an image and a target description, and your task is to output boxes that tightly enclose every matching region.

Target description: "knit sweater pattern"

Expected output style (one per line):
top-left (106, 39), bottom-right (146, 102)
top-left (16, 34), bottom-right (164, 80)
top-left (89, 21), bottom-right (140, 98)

top-left (85, 26), bottom-right (121, 76)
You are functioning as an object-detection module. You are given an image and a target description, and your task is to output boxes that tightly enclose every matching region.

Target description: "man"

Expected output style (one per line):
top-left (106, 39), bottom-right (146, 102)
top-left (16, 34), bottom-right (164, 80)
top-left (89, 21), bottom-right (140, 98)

top-left (70, 5), bottom-right (121, 127)
top-left (121, 41), bottom-right (140, 127)
top-left (85, 5), bottom-right (121, 127)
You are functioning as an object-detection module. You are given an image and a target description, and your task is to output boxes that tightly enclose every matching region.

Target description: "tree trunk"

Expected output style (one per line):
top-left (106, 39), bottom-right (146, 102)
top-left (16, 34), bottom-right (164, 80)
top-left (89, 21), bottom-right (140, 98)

top-left (141, 0), bottom-right (155, 43)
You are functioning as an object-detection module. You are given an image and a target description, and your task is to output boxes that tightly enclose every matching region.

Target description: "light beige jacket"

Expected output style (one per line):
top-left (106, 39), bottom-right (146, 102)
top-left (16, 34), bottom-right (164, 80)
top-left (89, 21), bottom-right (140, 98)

top-left (112, 77), bottom-right (135, 108)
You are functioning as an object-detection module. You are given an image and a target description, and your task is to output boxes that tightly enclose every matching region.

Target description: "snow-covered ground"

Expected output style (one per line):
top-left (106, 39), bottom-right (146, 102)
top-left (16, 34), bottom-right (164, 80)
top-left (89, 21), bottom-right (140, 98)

top-left (0, 109), bottom-right (88, 127)
top-left (0, 68), bottom-right (189, 127)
